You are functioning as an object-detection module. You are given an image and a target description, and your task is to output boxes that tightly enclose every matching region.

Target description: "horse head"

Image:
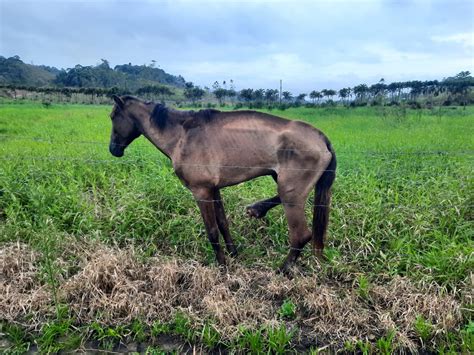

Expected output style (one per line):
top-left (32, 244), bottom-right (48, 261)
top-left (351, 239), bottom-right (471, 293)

top-left (109, 95), bottom-right (141, 157)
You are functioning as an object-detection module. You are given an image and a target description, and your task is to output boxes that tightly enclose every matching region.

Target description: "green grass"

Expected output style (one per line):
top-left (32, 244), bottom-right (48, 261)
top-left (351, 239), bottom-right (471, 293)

top-left (1, 102), bottom-right (473, 352)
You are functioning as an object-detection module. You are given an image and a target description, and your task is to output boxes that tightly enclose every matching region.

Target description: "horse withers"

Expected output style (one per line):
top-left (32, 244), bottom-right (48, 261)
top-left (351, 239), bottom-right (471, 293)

top-left (108, 95), bottom-right (336, 274)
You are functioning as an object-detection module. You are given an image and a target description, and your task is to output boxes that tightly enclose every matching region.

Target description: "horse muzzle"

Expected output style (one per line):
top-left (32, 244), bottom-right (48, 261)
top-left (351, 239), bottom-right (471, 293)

top-left (109, 143), bottom-right (124, 157)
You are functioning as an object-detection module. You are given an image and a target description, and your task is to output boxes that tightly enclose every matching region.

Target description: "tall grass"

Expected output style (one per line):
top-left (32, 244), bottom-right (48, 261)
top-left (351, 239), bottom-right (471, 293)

top-left (0, 103), bottom-right (473, 351)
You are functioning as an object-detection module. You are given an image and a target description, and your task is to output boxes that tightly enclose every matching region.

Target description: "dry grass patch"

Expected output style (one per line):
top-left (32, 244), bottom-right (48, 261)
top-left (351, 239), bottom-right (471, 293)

top-left (0, 242), bottom-right (466, 350)
top-left (1, 243), bottom-right (52, 328)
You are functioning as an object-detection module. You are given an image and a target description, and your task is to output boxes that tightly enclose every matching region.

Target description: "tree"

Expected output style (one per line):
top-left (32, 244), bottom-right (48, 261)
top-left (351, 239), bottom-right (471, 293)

top-left (184, 82), bottom-right (205, 104)
top-left (310, 90), bottom-right (323, 104)
top-left (282, 91), bottom-right (292, 102)
top-left (253, 88), bottom-right (265, 102)
top-left (265, 89), bottom-right (279, 104)
top-left (353, 84), bottom-right (369, 104)
top-left (338, 88), bottom-right (351, 104)
top-left (369, 78), bottom-right (387, 104)
top-left (321, 89), bottom-right (336, 102)
top-left (296, 93), bottom-right (307, 103)
top-left (442, 71), bottom-right (474, 106)
top-left (214, 88), bottom-right (228, 105)
top-left (239, 88), bottom-right (254, 103)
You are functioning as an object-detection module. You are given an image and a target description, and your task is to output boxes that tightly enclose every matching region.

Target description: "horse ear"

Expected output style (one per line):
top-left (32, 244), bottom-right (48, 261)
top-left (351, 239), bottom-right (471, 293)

top-left (112, 95), bottom-right (125, 109)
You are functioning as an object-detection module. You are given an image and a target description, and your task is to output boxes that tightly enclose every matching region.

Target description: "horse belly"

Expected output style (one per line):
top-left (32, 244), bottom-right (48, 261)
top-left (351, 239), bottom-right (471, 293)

top-left (216, 149), bottom-right (277, 187)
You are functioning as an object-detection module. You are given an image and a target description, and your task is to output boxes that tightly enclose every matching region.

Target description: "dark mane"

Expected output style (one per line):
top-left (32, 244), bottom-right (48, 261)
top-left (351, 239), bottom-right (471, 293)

top-left (182, 109), bottom-right (221, 129)
top-left (150, 103), bottom-right (169, 130)
top-left (122, 95), bottom-right (139, 101)
top-left (194, 108), bottom-right (221, 121)
top-left (151, 105), bottom-right (221, 130)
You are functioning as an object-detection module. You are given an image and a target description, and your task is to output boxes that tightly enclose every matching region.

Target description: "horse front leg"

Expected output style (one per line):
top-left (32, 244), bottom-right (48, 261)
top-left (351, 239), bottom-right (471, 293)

top-left (193, 187), bottom-right (226, 266)
top-left (246, 195), bottom-right (281, 219)
top-left (214, 190), bottom-right (238, 257)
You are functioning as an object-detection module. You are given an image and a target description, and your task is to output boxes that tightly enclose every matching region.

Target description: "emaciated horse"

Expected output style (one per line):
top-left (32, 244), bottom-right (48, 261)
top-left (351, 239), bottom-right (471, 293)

top-left (109, 95), bottom-right (336, 274)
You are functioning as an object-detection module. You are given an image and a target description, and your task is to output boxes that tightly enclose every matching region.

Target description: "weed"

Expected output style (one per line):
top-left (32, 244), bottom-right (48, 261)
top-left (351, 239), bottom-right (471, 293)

top-left (356, 339), bottom-right (372, 354)
top-left (357, 275), bottom-right (370, 300)
top-left (343, 340), bottom-right (356, 351)
top-left (145, 346), bottom-right (167, 355)
top-left (151, 321), bottom-right (171, 337)
top-left (236, 326), bottom-right (265, 353)
top-left (37, 319), bottom-right (79, 353)
top-left (90, 322), bottom-right (127, 350)
top-left (171, 312), bottom-right (195, 342)
top-left (200, 322), bottom-right (221, 349)
top-left (414, 315), bottom-right (433, 342)
top-left (1, 322), bottom-right (31, 353)
top-left (278, 299), bottom-right (297, 319)
top-left (376, 330), bottom-right (395, 354)
top-left (130, 319), bottom-right (147, 342)
top-left (267, 324), bottom-right (295, 353)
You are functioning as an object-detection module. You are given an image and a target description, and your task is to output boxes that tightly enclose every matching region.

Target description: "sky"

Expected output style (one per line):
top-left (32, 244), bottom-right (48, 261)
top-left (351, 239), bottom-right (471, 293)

top-left (1, 0), bottom-right (473, 93)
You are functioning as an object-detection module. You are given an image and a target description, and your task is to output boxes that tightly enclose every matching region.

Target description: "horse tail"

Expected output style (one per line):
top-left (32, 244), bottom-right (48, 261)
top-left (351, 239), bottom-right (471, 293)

top-left (312, 140), bottom-right (336, 256)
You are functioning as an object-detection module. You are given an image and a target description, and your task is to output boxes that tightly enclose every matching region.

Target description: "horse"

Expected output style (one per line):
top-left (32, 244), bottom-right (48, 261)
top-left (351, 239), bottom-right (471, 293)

top-left (108, 95), bottom-right (336, 274)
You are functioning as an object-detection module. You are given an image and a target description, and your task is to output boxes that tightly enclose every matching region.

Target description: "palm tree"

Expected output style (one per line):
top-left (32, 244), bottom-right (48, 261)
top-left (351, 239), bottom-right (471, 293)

top-left (264, 89), bottom-right (279, 104)
top-left (296, 93), bottom-right (307, 104)
top-left (253, 89), bottom-right (265, 103)
top-left (309, 90), bottom-right (319, 103)
top-left (338, 88), bottom-right (351, 105)
top-left (239, 89), bottom-right (254, 103)
top-left (282, 91), bottom-right (292, 102)
top-left (322, 89), bottom-right (336, 102)
top-left (353, 84), bottom-right (369, 104)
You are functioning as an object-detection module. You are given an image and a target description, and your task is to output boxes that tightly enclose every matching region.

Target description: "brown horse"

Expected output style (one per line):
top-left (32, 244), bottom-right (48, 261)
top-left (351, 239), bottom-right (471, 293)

top-left (109, 95), bottom-right (336, 274)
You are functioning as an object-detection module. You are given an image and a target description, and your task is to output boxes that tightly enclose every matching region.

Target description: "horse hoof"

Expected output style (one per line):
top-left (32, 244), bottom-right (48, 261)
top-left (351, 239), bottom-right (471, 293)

top-left (246, 206), bottom-right (266, 219)
top-left (276, 266), bottom-right (294, 279)
top-left (314, 249), bottom-right (328, 262)
top-left (228, 246), bottom-right (238, 258)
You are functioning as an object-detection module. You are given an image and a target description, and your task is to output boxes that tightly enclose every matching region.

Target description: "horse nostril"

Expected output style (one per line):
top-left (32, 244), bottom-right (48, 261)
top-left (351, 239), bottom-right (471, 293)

top-left (109, 143), bottom-right (124, 157)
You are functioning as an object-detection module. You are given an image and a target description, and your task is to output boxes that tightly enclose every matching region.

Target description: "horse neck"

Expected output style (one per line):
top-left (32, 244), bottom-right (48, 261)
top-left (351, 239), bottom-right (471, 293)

top-left (134, 107), bottom-right (183, 160)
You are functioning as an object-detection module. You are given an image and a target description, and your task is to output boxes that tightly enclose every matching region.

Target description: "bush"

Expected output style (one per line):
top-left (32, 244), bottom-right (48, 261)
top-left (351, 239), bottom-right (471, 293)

top-left (408, 101), bottom-right (422, 109)
top-left (350, 101), bottom-right (368, 107)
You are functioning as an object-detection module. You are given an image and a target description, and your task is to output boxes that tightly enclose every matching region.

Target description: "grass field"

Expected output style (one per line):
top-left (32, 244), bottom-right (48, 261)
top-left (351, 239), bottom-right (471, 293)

top-left (1, 102), bottom-right (473, 353)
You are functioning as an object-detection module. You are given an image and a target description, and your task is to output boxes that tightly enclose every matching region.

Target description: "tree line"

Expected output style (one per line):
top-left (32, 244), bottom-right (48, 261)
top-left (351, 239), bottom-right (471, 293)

top-left (207, 71), bottom-right (473, 108)
top-left (0, 84), bottom-right (177, 105)
top-left (1, 69), bottom-right (472, 108)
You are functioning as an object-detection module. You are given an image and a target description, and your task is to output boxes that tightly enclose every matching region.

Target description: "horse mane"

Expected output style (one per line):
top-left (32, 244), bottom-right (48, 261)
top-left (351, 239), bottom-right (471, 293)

top-left (150, 103), bottom-right (169, 130)
top-left (151, 104), bottom-right (221, 130)
top-left (182, 108), bottom-right (221, 129)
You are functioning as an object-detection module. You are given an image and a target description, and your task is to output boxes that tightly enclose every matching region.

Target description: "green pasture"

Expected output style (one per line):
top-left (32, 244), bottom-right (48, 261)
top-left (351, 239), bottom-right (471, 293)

top-left (0, 102), bottom-right (473, 352)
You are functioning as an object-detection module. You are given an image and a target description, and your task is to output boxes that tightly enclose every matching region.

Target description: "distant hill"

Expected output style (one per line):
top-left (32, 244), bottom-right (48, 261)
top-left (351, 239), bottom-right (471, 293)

top-left (0, 56), bottom-right (186, 90)
top-left (0, 56), bottom-right (57, 86)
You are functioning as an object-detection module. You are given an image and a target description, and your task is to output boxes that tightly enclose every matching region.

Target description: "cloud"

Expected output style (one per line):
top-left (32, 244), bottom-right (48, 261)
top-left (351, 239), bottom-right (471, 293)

top-left (1, 0), bottom-right (473, 92)
top-left (431, 32), bottom-right (474, 49)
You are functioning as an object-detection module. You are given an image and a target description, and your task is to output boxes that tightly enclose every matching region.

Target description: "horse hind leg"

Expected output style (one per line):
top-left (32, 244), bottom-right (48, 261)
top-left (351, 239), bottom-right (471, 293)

top-left (246, 173), bottom-right (280, 219)
top-left (277, 170), bottom-right (321, 275)
top-left (246, 195), bottom-right (281, 219)
top-left (278, 200), bottom-right (312, 275)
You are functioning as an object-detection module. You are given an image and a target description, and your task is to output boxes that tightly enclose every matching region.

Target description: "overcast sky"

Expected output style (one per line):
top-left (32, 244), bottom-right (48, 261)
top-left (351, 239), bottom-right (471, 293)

top-left (1, 0), bottom-right (473, 92)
